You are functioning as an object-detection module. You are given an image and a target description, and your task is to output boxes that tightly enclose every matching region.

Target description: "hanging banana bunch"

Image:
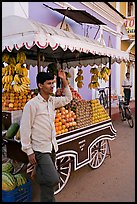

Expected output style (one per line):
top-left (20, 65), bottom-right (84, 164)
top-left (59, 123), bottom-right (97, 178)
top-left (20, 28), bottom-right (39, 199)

top-left (2, 64), bottom-right (14, 92)
top-left (88, 67), bottom-right (100, 90)
top-left (75, 68), bottom-right (84, 88)
top-left (100, 66), bottom-right (111, 82)
top-left (13, 62), bottom-right (30, 93)
top-left (2, 52), bottom-right (30, 93)
top-left (16, 52), bottom-right (26, 64)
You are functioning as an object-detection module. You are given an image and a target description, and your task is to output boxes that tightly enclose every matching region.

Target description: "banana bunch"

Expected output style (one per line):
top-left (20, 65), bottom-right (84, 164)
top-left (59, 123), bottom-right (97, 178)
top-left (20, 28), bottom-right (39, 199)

top-left (3, 83), bottom-right (13, 92)
top-left (9, 57), bottom-right (16, 65)
top-left (2, 65), bottom-right (14, 92)
top-left (2, 65), bottom-right (15, 76)
top-left (90, 67), bottom-right (99, 75)
top-left (100, 67), bottom-right (111, 82)
top-left (15, 63), bottom-right (28, 77)
top-left (15, 63), bottom-right (23, 75)
top-left (16, 52), bottom-right (26, 64)
top-left (14, 74), bottom-right (21, 84)
top-left (88, 67), bottom-right (100, 90)
top-left (22, 67), bottom-right (28, 77)
top-left (2, 53), bottom-right (10, 63)
top-left (75, 69), bottom-right (84, 88)
top-left (2, 75), bottom-right (13, 84)
top-left (88, 82), bottom-right (100, 89)
top-left (20, 76), bottom-right (30, 84)
top-left (13, 83), bottom-right (29, 93)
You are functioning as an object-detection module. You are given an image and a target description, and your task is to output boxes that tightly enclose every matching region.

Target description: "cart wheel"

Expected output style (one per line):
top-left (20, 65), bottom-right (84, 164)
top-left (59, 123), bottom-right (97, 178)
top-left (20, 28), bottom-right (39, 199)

top-left (54, 156), bottom-right (72, 195)
top-left (88, 139), bottom-right (108, 169)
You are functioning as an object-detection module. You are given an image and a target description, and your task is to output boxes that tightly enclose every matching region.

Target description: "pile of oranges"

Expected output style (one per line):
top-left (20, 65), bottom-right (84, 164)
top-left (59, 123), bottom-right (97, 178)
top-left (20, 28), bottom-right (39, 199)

top-left (55, 106), bottom-right (77, 135)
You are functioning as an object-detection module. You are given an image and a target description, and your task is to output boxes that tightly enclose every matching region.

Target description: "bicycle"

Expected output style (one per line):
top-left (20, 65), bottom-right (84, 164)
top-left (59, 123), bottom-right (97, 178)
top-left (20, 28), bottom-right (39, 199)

top-left (118, 96), bottom-right (134, 128)
top-left (2, 131), bottom-right (25, 174)
top-left (97, 87), bottom-right (109, 109)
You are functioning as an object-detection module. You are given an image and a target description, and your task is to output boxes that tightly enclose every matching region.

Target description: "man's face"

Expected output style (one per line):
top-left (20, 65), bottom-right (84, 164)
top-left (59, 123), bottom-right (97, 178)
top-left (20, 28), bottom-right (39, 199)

top-left (126, 74), bottom-right (130, 79)
top-left (39, 79), bottom-right (55, 94)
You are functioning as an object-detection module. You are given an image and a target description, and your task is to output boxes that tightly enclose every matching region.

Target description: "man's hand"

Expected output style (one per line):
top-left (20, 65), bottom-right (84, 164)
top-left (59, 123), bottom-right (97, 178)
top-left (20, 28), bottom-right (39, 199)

top-left (28, 153), bottom-right (37, 165)
top-left (58, 69), bottom-right (66, 80)
top-left (58, 69), bottom-right (68, 87)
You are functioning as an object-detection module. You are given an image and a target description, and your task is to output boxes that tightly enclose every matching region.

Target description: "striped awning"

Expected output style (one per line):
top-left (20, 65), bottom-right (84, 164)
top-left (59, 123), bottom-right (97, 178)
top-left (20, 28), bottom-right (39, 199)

top-left (2, 15), bottom-right (129, 67)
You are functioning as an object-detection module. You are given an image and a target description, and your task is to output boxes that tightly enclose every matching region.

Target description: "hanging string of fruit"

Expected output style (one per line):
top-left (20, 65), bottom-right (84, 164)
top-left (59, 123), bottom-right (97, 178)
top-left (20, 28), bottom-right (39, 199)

top-left (2, 52), bottom-right (30, 93)
top-left (88, 67), bottom-right (100, 89)
top-left (100, 66), bottom-right (111, 82)
top-left (88, 66), bottom-right (111, 90)
top-left (75, 68), bottom-right (84, 88)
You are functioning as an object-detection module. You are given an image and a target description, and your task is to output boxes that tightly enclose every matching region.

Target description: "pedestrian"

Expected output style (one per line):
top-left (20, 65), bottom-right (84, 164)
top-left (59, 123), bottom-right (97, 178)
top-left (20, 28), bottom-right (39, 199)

top-left (20, 69), bottom-right (72, 202)
top-left (122, 72), bottom-right (132, 105)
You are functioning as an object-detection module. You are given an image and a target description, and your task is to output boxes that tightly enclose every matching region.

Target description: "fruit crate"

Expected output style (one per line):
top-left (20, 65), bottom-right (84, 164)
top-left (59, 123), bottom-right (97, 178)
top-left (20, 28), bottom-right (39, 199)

top-left (2, 179), bottom-right (32, 202)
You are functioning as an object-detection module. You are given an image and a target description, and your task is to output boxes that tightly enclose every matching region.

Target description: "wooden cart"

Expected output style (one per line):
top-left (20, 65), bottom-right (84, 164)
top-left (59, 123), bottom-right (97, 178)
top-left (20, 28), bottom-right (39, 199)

top-left (5, 119), bottom-right (116, 195)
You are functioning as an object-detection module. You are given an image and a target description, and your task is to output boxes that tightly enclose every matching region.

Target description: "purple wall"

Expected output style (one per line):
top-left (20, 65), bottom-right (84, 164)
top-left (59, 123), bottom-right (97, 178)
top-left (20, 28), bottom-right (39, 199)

top-left (28, 2), bottom-right (117, 100)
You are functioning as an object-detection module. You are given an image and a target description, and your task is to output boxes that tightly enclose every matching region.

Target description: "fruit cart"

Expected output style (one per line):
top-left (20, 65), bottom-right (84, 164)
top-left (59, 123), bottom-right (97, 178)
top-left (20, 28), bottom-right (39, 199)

top-left (2, 15), bottom-right (130, 196)
top-left (5, 116), bottom-right (116, 195)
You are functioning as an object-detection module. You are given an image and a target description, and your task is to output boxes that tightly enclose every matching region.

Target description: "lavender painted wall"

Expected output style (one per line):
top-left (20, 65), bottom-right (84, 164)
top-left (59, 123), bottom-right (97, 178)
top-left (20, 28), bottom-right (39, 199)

top-left (28, 2), bottom-right (117, 100)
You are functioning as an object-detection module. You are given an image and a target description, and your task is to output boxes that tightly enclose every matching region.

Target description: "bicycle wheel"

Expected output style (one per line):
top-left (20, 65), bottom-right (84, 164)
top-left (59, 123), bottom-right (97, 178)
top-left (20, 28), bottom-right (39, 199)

top-left (125, 108), bottom-right (134, 128)
top-left (119, 106), bottom-right (125, 121)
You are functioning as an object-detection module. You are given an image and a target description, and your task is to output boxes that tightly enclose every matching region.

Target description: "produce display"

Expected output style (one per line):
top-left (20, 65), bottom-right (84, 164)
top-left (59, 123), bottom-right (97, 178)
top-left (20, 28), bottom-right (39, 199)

top-left (14, 173), bottom-right (27, 187)
top-left (55, 107), bottom-right (77, 135)
top-left (2, 51), bottom-right (111, 139)
top-left (2, 90), bottom-right (36, 111)
top-left (2, 162), bottom-right (27, 191)
top-left (91, 99), bottom-right (110, 124)
top-left (2, 162), bottom-right (14, 174)
top-left (2, 172), bottom-right (17, 191)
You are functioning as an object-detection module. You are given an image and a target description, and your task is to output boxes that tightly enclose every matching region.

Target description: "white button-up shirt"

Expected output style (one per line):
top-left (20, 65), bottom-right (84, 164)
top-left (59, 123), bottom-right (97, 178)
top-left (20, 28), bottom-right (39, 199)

top-left (122, 78), bottom-right (132, 89)
top-left (20, 85), bottom-right (72, 155)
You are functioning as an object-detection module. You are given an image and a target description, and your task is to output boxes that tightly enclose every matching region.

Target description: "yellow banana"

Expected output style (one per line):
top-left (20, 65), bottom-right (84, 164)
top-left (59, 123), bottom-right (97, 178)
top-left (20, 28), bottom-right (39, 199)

top-left (21, 83), bottom-right (29, 90)
top-left (2, 76), bottom-right (6, 84)
top-left (9, 75), bottom-right (13, 83)
top-left (2, 67), bottom-right (6, 76)
top-left (22, 68), bottom-right (28, 77)
top-left (14, 74), bottom-right (21, 84)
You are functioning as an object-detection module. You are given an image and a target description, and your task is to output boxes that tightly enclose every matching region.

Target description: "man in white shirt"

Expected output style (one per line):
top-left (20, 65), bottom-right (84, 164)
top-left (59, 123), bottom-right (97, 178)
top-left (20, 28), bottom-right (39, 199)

top-left (20, 69), bottom-right (72, 202)
top-left (122, 72), bottom-right (132, 105)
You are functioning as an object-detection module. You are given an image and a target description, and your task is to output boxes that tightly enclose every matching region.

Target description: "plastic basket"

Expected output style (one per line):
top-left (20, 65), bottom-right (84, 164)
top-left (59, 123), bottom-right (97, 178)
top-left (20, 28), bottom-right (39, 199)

top-left (2, 179), bottom-right (32, 202)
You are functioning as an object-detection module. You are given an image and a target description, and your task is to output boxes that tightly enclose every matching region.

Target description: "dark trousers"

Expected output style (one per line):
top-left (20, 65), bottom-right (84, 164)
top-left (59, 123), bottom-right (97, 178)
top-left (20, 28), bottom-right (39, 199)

top-left (124, 88), bottom-right (131, 105)
top-left (34, 149), bottom-right (60, 202)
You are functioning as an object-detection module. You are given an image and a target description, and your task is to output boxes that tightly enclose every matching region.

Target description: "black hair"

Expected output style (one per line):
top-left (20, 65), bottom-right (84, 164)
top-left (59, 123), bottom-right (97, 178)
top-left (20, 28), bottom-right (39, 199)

top-left (36, 72), bottom-right (54, 86)
top-left (126, 72), bottom-right (130, 77)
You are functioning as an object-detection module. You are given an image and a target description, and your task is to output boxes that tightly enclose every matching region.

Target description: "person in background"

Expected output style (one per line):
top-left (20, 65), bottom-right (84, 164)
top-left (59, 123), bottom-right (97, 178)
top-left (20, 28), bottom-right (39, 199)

top-left (122, 72), bottom-right (132, 105)
top-left (20, 69), bottom-right (72, 202)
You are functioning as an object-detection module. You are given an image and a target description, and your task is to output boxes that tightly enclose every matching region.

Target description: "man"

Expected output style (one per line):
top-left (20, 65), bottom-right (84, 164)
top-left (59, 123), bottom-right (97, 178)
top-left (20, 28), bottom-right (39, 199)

top-left (20, 69), bottom-right (72, 202)
top-left (122, 72), bottom-right (132, 105)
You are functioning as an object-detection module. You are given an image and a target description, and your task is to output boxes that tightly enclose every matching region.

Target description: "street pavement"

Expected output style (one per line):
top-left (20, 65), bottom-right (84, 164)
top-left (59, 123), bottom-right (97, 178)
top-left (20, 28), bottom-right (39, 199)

top-left (31, 100), bottom-right (135, 202)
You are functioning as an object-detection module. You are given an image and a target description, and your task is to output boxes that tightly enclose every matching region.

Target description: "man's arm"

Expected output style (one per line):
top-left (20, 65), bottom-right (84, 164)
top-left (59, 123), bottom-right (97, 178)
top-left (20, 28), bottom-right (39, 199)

top-left (20, 102), bottom-right (36, 164)
top-left (58, 69), bottom-right (68, 87)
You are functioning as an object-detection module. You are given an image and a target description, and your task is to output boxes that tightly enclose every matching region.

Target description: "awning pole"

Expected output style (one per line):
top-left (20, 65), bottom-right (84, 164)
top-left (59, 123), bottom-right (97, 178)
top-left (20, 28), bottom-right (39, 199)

top-left (37, 47), bottom-right (40, 73)
top-left (109, 57), bottom-right (111, 117)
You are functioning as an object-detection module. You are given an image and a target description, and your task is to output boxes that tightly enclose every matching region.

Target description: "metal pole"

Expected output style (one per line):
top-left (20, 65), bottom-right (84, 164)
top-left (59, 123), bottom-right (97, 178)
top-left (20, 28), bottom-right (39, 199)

top-left (37, 47), bottom-right (40, 73)
top-left (109, 57), bottom-right (111, 117)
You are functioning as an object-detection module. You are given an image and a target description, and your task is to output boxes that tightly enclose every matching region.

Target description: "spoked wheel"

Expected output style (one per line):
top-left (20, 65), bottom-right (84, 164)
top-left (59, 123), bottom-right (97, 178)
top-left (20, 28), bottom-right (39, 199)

top-left (88, 139), bottom-right (108, 169)
top-left (125, 108), bottom-right (134, 128)
top-left (54, 156), bottom-right (72, 195)
top-left (119, 107), bottom-right (125, 121)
